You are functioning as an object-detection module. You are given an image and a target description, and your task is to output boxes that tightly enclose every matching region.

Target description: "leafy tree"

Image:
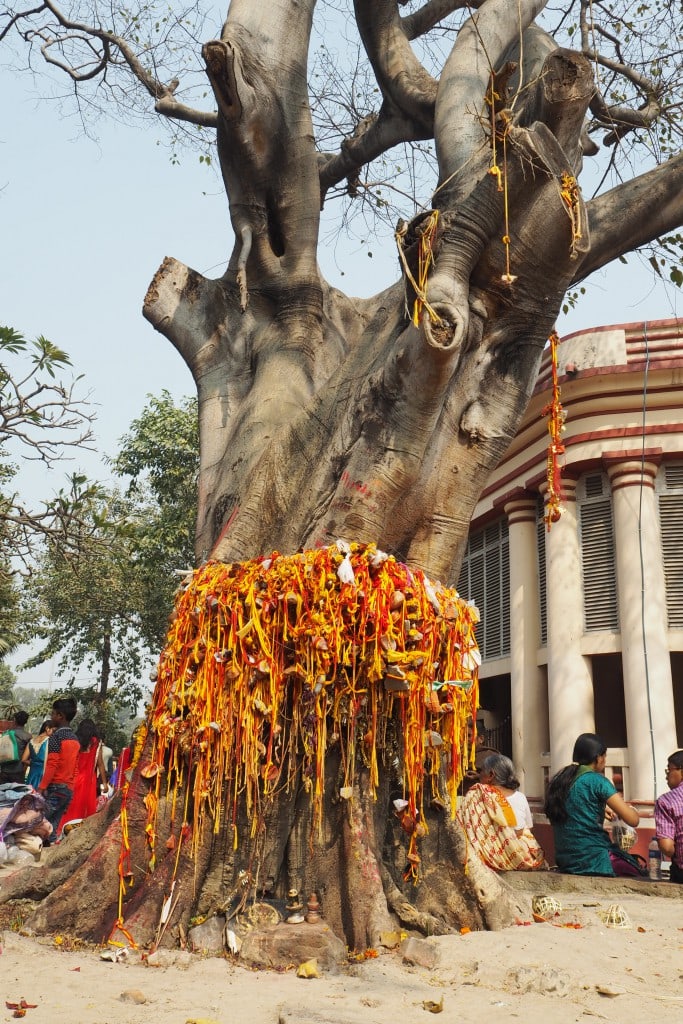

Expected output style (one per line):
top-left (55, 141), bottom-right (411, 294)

top-left (111, 390), bottom-right (199, 648)
top-left (22, 392), bottom-right (198, 710)
top-left (3, 0), bottom-right (683, 946)
top-left (0, 661), bottom-right (17, 705)
top-left (0, 550), bottom-right (21, 657)
top-left (0, 326), bottom-right (97, 570)
top-left (23, 488), bottom-right (151, 711)
top-left (11, 685), bottom-right (51, 723)
top-left (75, 696), bottom-right (139, 758)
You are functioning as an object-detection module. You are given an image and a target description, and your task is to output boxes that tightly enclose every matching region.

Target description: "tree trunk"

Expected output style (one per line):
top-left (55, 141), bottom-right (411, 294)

top-left (99, 629), bottom-right (111, 700)
top-left (6, 0), bottom-right (683, 952)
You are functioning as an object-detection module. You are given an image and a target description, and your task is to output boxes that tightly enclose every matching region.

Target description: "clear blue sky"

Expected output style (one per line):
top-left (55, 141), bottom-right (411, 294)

top-left (2, 55), bottom-right (680, 689)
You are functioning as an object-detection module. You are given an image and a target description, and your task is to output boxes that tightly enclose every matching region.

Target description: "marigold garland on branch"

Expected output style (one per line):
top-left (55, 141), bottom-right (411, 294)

top-left (542, 330), bottom-right (566, 528)
top-left (141, 541), bottom-right (481, 881)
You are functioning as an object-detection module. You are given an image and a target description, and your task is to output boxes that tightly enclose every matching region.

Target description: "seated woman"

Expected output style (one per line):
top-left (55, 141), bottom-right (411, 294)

top-left (458, 753), bottom-right (547, 871)
top-left (544, 732), bottom-right (640, 876)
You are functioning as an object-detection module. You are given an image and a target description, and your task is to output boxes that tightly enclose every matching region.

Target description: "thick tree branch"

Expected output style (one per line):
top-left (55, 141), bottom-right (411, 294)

top-left (318, 102), bottom-right (432, 198)
top-left (154, 97), bottom-right (217, 128)
top-left (589, 87), bottom-right (662, 147)
top-left (206, 1), bottom-right (321, 297)
top-left (434, 0), bottom-right (549, 206)
top-left (574, 151), bottom-right (683, 282)
top-left (143, 257), bottom-right (236, 375)
top-left (402, 0), bottom-right (481, 40)
top-left (354, 0), bottom-right (437, 130)
top-left (427, 45), bottom-right (591, 356)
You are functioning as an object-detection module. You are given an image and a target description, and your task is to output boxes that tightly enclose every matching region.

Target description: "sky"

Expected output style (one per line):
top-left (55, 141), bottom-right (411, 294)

top-left (2, 33), bottom-right (681, 690)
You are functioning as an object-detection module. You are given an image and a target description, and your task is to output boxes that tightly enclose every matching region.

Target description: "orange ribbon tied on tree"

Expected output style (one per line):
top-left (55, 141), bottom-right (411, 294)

top-left (542, 330), bottom-right (566, 529)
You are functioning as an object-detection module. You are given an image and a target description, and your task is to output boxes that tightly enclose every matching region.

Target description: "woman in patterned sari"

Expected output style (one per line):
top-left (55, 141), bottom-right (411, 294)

top-left (458, 754), bottom-right (548, 872)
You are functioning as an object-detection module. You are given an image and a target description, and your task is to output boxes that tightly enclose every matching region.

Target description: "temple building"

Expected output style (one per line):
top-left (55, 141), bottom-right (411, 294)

top-left (460, 317), bottom-right (683, 817)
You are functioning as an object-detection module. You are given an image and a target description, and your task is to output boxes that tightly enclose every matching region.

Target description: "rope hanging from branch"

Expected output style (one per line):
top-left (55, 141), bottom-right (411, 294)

top-left (140, 542), bottom-right (481, 881)
top-left (395, 211), bottom-right (443, 326)
top-left (486, 70), bottom-right (516, 285)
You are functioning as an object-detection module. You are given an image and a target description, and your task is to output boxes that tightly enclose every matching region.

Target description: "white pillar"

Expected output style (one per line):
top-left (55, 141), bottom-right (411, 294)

top-left (607, 458), bottom-right (677, 802)
top-left (504, 494), bottom-right (546, 798)
top-left (545, 478), bottom-right (595, 774)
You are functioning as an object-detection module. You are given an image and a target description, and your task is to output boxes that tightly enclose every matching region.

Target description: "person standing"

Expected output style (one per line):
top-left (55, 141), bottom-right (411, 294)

top-left (23, 720), bottom-right (56, 789)
top-left (0, 709), bottom-right (32, 784)
top-left (654, 749), bottom-right (683, 883)
top-left (59, 719), bottom-right (108, 832)
top-left (99, 734), bottom-right (114, 779)
top-left (39, 697), bottom-right (79, 839)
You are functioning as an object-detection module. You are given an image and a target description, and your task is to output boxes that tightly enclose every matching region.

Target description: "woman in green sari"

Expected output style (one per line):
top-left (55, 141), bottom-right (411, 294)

top-left (545, 733), bottom-right (640, 876)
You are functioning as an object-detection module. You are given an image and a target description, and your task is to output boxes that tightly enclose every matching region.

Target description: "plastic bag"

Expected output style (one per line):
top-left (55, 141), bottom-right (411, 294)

top-left (611, 822), bottom-right (637, 851)
top-left (5, 844), bottom-right (35, 866)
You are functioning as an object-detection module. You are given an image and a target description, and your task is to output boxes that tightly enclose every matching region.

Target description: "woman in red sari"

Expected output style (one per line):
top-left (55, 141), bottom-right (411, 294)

top-left (59, 719), bottom-right (108, 834)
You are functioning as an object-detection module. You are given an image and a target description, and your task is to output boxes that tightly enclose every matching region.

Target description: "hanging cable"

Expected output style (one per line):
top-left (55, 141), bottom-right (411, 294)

top-left (636, 321), bottom-right (658, 800)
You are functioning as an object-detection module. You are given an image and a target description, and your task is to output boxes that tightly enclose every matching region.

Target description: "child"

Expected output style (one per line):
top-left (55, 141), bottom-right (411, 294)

top-left (39, 697), bottom-right (80, 838)
top-left (655, 749), bottom-right (683, 883)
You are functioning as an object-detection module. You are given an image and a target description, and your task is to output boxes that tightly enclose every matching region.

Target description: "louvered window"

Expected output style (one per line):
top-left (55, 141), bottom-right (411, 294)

top-left (458, 518), bottom-right (510, 660)
top-left (657, 464), bottom-right (683, 627)
top-left (577, 474), bottom-right (619, 632)
top-left (536, 497), bottom-right (547, 646)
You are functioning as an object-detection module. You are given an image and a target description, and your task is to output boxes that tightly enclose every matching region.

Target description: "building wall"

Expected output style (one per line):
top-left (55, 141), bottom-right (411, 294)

top-left (463, 318), bottom-right (683, 812)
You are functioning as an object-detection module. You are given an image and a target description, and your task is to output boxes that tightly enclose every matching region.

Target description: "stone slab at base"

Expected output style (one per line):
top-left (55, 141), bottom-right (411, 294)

top-left (501, 869), bottom-right (683, 900)
top-left (240, 920), bottom-right (346, 972)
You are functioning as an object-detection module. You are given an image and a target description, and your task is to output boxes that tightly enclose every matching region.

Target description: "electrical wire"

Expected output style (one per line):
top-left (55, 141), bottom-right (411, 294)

top-left (636, 320), bottom-right (658, 800)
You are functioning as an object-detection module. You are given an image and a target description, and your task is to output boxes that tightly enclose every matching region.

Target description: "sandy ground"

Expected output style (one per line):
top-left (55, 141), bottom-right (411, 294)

top-left (1, 874), bottom-right (682, 1024)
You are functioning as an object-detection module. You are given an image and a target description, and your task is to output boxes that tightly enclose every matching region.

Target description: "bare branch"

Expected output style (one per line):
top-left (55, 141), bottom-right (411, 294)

top-left (318, 103), bottom-right (432, 197)
top-left (4, 0), bottom-right (217, 128)
top-left (0, 3), bottom-right (45, 43)
top-left (578, 0), bottom-right (673, 147)
top-left (589, 88), bottom-right (662, 146)
top-left (576, 151), bottom-right (683, 280)
top-left (39, 32), bottom-right (108, 82)
top-left (401, 0), bottom-right (478, 40)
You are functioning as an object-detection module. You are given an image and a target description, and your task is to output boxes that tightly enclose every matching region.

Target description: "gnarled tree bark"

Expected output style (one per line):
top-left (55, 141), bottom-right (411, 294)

top-left (5, 0), bottom-right (683, 952)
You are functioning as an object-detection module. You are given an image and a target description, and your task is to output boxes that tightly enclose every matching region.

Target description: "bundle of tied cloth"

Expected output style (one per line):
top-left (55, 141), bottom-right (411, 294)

top-left (0, 783), bottom-right (52, 865)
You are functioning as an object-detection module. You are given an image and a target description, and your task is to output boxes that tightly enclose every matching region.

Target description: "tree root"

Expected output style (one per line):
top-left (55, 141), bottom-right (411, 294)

top-left (0, 797), bottom-right (119, 906)
top-left (380, 863), bottom-right (450, 936)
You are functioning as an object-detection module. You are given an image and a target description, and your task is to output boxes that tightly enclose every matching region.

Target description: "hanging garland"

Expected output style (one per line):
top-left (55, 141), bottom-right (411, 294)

top-left (559, 172), bottom-right (583, 257)
top-left (485, 69), bottom-right (516, 286)
top-left (140, 541), bottom-right (481, 881)
top-left (395, 211), bottom-right (443, 327)
top-left (542, 330), bottom-right (566, 528)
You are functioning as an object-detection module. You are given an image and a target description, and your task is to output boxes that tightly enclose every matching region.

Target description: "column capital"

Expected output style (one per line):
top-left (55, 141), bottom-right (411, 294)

top-left (503, 491), bottom-right (538, 525)
top-left (604, 457), bottom-right (659, 491)
top-left (539, 476), bottom-right (577, 504)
